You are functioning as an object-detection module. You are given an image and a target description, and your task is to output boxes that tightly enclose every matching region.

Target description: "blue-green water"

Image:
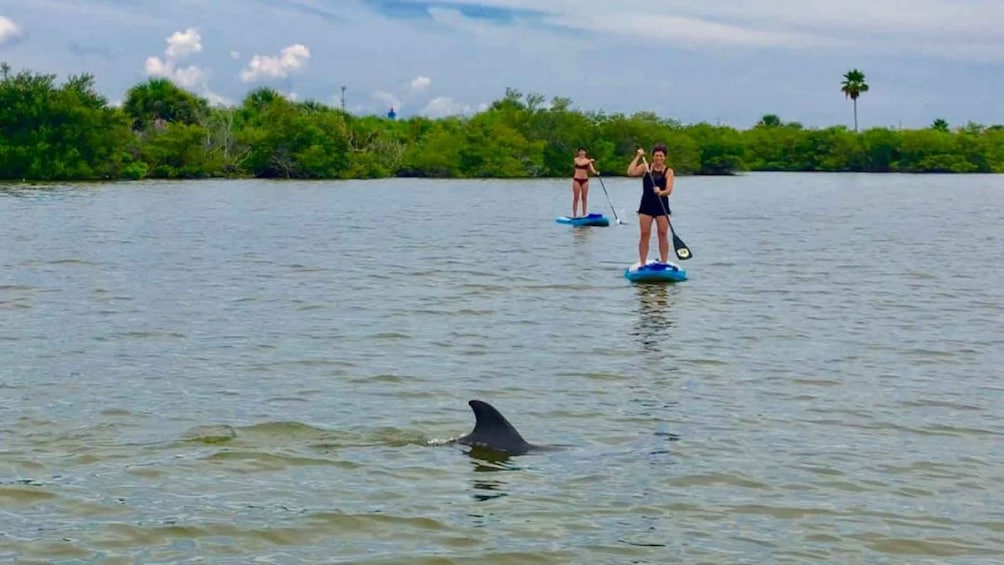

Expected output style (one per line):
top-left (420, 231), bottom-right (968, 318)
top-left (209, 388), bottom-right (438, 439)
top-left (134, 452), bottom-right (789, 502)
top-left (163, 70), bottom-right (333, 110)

top-left (2, 173), bottom-right (1002, 563)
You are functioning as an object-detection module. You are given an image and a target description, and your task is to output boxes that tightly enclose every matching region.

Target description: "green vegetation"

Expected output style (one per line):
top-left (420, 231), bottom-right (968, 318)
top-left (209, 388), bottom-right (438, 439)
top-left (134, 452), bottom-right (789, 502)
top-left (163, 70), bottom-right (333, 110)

top-left (2, 63), bottom-right (1002, 181)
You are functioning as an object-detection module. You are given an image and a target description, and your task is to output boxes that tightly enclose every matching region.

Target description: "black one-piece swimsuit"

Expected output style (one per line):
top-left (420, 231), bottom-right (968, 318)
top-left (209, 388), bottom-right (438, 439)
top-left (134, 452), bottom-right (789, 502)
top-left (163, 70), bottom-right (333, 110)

top-left (638, 168), bottom-right (671, 217)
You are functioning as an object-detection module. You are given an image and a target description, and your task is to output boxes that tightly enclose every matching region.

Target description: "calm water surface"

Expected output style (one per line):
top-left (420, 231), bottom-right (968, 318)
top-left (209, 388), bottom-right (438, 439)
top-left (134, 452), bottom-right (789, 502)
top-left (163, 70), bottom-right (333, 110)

top-left (1, 173), bottom-right (1002, 563)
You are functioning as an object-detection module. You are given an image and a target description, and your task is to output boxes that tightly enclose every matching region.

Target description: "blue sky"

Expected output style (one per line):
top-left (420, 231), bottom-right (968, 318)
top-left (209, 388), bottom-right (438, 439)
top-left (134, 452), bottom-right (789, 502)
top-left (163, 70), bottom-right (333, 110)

top-left (1, 0), bottom-right (1002, 128)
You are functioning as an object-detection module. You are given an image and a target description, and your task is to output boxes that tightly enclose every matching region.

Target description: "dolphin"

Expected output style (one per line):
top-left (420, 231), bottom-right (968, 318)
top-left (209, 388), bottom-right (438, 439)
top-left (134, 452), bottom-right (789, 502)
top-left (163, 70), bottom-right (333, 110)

top-left (457, 399), bottom-right (547, 456)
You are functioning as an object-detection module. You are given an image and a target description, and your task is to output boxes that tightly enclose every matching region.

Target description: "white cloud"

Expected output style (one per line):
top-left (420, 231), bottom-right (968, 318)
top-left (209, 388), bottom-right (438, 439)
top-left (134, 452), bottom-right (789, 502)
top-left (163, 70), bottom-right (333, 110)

top-left (229, 50), bottom-right (241, 60)
top-left (415, 0), bottom-right (1004, 53)
top-left (240, 44), bottom-right (310, 82)
top-left (143, 27), bottom-right (228, 105)
top-left (410, 75), bottom-right (431, 92)
top-left (372, 90), bottom-right (401, 112)
top-left (0, 15), bottom-right (23, 44)
top-left (425, 6), bottom-right (517, 38)
top-left (143, 55), bottom-right (168, 76)
top-left (145, 28), bottom-right (205, 89)
top-left (674, 1), bottom-right (1004, 39)
top-left (144, 56), bottom-right (206, 89)
top-left (406, 0), bottom-right (1004, 32)
top-left (367, 75), bottom-right (433, 115)
top-left (164, 27), bottom-right (201, 59)
top-left (421, 96), bottom-right (474, 118)
top-left (203, 90), bottom-right (231, 106)
top-left (171, 65), bottom-right (208, 90)
top-left (548, 13), bottom-right (839, 48)
top-left (12, 0), bottom-right (162, 26)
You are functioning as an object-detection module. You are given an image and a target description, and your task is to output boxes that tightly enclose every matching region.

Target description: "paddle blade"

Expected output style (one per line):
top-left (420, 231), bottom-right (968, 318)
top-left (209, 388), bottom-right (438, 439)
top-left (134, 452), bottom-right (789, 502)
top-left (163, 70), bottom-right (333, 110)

top-left (672, 232), bottom-right (692, 260)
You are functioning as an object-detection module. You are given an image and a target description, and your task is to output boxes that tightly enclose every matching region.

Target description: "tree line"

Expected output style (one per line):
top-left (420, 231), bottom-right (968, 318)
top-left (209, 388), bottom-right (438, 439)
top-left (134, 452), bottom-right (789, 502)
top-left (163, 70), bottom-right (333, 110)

top-left (1, 63), bottom-right (1002, 182)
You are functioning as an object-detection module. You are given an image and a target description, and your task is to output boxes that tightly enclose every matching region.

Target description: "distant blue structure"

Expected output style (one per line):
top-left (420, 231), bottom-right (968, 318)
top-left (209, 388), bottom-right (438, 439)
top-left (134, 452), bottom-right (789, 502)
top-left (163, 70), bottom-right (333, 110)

top-left (387, 106), bottom-right (397, 120)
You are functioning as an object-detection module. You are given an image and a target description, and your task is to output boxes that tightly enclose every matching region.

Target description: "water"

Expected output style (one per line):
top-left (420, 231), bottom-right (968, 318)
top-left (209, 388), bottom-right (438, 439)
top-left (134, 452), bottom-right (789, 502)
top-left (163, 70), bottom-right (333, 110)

top-left (1, 173), bottom-right (1002, 563)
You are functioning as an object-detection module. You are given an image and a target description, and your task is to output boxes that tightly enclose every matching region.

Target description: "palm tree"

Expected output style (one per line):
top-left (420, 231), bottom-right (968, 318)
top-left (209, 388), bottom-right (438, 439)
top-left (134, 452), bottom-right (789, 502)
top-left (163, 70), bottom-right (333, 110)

top-left (122, 78), bottom-right (209, 131)
top-left (840, 69), bottom-right (869, 132)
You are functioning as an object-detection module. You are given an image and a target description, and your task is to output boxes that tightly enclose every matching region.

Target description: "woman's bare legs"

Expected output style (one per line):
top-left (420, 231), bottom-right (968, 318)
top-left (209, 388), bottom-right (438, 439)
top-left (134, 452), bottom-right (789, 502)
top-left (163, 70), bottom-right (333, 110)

top-left (638, 213), bottom-right (654, 264)
top-left (655, 215), bottom-right (670, 262)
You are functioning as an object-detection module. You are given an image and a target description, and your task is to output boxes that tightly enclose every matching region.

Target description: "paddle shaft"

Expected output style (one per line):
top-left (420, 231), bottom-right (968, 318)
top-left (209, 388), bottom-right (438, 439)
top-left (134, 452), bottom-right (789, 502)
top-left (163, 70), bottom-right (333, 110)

top-left (594, 174), bottom-right (625, 225)
top-left (641, 155), bottom-right (692, 261)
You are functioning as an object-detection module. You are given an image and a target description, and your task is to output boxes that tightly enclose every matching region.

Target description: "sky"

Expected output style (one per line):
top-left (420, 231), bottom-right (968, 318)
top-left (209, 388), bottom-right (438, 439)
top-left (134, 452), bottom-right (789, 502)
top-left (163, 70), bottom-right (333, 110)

top-left (1, 0), bottom-right (1002, 128)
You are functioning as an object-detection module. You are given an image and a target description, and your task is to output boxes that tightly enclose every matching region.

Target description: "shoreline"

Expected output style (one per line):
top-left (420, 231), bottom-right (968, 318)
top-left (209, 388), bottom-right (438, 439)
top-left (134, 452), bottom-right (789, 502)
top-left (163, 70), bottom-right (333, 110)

top-left (3, 170), bottom-right (1001, 187)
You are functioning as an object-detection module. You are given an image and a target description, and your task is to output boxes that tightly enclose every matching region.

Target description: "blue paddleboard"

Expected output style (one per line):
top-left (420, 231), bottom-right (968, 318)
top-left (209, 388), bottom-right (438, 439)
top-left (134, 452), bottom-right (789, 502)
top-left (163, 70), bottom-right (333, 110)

top-left (624, 260), bottom-right (688, 283)
top-left (556, 213), bottom-right (610, 227)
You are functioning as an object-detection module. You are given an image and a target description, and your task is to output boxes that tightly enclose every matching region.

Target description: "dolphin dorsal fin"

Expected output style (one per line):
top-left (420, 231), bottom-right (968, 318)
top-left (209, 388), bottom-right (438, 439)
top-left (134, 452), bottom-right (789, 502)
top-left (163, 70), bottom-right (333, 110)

top-left (461, 400), bottom-right (532, 454)
top-left (469, 400), bottom-right (527, 442)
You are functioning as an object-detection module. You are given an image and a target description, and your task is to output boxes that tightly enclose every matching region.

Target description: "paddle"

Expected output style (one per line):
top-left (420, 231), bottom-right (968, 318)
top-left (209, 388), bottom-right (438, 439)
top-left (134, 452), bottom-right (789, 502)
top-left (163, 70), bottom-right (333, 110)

top-left (641, 155), bottom-right (692, 261)
top-left (594, 173), bottom-right (627, 225)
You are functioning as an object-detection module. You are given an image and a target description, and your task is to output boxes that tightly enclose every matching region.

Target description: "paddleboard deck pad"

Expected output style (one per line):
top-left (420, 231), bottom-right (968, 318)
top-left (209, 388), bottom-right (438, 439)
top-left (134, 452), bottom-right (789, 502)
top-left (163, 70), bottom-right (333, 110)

top-left (556, 213), bottom-right (610, 227)
top-left (624, 260), bottom-right (688, 282)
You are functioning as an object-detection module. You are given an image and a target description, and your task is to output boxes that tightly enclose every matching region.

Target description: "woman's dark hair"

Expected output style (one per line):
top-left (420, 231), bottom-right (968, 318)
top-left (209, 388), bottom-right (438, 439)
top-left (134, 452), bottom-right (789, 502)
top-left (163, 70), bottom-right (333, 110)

top-left (577, 146), bottom-right (587, 153)
top-left (652, 143), bottom-right (668, 155)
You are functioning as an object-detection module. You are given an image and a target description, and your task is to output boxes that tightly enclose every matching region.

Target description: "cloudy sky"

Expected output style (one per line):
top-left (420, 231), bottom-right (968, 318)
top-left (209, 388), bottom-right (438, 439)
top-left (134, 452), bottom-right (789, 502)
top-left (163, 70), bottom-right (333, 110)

top-left (1, 0), bottom-right (1002, 128)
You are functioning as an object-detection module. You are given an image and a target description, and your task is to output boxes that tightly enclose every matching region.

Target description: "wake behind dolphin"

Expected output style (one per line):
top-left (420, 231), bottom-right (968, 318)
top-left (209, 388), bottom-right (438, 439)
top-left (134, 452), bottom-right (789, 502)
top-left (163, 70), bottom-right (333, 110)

top-left (457, 399), bottom-right (550, 456)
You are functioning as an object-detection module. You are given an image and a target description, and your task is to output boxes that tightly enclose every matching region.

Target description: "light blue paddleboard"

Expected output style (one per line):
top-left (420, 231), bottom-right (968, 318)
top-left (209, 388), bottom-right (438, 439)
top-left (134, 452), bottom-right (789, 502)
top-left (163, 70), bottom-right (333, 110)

top-left (624, 260), bottom-right (688, 283)
top-left (556, 213), bottom-right (610, 227)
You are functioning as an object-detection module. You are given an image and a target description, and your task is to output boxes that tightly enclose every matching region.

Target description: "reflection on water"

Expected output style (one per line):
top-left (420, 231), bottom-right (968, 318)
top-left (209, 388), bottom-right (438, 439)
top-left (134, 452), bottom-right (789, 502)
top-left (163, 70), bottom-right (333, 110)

top-left (628, 285), bottom-right (683, 467)
top-left (631, 284), bottom-right (675, 354)
top-left (471, 478), bottom-right (509, 503)
top-left (571, 224), bottom-right (596, 247)
top-left (466, 451), bottom-right (514, 530)
top-left (467, 447), bottom-right (516, 502)
top-left (649, 424), bottom-right (680, 458)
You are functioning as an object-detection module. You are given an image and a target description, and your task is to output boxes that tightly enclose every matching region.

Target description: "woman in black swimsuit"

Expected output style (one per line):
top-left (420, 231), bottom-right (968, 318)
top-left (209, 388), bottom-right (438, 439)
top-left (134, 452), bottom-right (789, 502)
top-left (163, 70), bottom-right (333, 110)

top-left (627, 144), bottom-right (674, 265)
top-left (571, 147), bottom-right (598, 218)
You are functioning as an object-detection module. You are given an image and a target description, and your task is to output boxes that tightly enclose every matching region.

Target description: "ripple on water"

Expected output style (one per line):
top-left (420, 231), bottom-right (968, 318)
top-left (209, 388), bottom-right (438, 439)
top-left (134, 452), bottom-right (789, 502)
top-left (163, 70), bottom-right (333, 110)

top-left (2, 176), bottom-right (1004, 562)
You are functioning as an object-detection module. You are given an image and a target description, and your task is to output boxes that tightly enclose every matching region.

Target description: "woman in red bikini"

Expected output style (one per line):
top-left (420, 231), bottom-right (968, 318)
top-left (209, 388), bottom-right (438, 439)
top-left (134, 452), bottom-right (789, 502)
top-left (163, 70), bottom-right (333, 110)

top-left (571, 147), bottom-right (598, 218)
